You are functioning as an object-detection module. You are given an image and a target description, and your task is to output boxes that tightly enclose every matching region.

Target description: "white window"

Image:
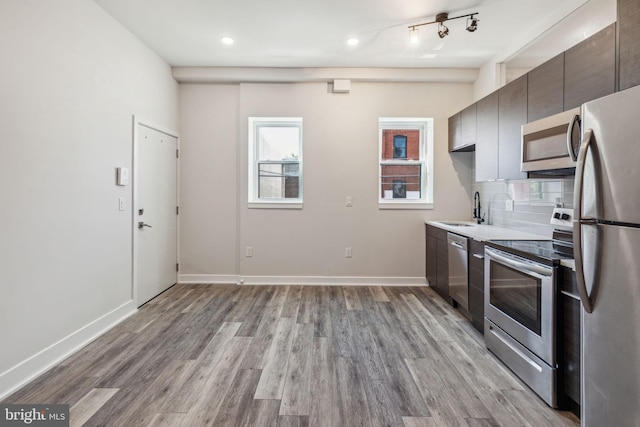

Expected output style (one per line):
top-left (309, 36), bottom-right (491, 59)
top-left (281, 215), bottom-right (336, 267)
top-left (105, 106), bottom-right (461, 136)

top-left (248, 117), bottom-right (303, 208)
top-left (378, 117), bottom-right (434, 209)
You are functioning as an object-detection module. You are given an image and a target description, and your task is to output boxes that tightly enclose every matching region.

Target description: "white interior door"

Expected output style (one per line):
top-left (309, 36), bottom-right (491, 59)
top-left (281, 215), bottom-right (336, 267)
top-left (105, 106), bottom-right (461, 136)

top-left (136, 123), bottom-right (178, 307)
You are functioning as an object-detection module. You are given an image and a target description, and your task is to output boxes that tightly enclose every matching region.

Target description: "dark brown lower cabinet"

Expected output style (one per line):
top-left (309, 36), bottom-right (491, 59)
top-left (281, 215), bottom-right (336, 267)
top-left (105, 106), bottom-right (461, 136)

top-left (426, 230), bottom-right (437, 291)
top-left (425, 225), bottom-right (451, 304)
top-left (468, 239), bottom-right (485, 333)
top-left (559, 266), bottom-right (581, 415)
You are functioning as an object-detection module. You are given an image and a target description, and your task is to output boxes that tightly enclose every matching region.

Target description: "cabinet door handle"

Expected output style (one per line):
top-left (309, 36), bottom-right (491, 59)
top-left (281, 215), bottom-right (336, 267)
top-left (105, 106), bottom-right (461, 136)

top-left (472, 254), bottom-right (484, 259)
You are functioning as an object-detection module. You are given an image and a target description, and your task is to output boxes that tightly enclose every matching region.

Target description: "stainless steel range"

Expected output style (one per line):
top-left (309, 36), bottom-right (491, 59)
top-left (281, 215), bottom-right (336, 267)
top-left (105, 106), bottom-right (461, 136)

top-left (484, 209), bottom-right (573, 408)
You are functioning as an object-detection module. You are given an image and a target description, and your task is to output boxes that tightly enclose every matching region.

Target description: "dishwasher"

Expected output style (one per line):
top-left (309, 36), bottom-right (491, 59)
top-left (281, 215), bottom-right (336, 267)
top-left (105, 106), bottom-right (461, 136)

top-left (447, 232), bottom-right (470, 318)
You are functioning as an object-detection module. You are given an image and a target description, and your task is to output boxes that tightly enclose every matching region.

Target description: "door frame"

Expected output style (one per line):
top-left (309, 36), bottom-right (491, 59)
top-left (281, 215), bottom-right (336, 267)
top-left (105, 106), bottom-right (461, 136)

top-left (132, 115), bottom-right (180, 307)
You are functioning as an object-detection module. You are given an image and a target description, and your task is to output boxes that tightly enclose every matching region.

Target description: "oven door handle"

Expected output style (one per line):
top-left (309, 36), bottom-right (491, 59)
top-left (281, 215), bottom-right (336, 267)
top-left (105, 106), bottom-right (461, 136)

top-left (485, 248), bottom-right (553, 277)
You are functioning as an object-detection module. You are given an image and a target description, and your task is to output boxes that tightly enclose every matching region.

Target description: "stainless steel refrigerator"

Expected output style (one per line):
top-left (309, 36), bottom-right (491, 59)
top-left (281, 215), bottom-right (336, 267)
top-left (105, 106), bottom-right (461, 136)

top-left (574, 84), bottom-right (640, 426)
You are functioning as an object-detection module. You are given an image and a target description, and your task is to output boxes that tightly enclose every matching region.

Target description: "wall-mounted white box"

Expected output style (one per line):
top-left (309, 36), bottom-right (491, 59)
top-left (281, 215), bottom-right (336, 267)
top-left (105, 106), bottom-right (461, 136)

top-left (333, 79), bottom-right (351, 93)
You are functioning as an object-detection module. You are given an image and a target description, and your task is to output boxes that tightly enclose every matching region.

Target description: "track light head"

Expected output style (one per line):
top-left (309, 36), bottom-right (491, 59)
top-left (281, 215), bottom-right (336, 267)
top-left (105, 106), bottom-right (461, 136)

top-left (438, 23), bottom-right (449, 39)
top-left (467, 16), bottom-right (479, 32)
top-left (409, 27), bottom-right (419, 44)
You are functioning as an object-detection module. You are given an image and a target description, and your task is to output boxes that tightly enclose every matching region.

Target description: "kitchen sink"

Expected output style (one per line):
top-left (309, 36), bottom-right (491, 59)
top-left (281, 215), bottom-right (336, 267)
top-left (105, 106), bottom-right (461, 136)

top-left (439, 221), bottom-right (475, 227)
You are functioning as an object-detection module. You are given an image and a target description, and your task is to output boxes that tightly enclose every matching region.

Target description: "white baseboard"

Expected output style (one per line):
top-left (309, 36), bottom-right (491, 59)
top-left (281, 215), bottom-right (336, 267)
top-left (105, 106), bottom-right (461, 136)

top-left (0, 300), bottom-right (137, 400)
top-left (179, 274), bottom-right (427, 287)
top-left (178, 274), bottom-right (240, 284)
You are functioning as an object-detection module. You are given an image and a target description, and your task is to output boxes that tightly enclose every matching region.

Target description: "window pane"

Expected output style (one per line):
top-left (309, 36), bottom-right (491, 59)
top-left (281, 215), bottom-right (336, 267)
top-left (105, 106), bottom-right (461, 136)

top-left (381, 129), bottom-right (420, 160)
top-left (380, 164), bottom-right (422, 199)
top-left (258, 127), bottom-right (300, 161)
top-left (258, 162), bottom-right (300, 199)
top-left (393, 135), bottom-right (407, 159)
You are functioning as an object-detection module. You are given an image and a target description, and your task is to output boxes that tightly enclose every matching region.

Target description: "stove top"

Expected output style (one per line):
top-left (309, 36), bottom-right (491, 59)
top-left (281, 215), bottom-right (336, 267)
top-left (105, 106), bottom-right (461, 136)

top-left (486, 240), bottom-right (568, 266)
top-left (486, 227), bottom-right (574, 266)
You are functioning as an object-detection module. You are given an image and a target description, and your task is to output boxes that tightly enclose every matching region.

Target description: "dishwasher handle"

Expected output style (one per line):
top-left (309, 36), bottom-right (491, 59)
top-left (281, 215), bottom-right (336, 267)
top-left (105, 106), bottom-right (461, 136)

top-left (447, 233), bottom-right (468, 251)
top-left (450, 241), bottom-right (465, 250)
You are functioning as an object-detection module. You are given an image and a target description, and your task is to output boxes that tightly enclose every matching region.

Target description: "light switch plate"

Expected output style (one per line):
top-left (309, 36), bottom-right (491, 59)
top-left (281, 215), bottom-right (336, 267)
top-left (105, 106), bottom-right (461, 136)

top-left (116, 167), bottom-right (129, 186)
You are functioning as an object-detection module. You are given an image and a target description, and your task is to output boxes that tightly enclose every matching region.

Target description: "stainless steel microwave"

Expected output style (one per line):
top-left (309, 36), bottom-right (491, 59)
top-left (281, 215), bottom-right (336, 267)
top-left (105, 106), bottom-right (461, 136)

top-left (521, 107), bottom-right (581, 175)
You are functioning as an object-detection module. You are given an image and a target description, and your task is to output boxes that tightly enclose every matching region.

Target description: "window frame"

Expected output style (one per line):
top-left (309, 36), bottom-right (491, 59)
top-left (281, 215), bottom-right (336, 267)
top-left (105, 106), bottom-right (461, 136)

top-left (248, 117), bottom-right (303, 209)
top-left (378, 117), bottom-right (434, 209)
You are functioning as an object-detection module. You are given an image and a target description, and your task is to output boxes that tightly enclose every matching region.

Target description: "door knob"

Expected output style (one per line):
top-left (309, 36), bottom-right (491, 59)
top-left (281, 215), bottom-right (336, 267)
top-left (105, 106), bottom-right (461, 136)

top-left (138, 221), bottom-right (152, 229)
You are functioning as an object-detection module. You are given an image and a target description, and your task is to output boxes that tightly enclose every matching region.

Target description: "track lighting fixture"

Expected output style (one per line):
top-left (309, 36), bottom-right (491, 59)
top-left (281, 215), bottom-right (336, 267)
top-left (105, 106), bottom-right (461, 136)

top-left (437, 22), bottom-right (449, 39)
top-left (409, 27), bottom-right (419, 44)
top-left (408, 11), bottom-right (479, 41)
top-left (467, 15), bottom-right (479, 32)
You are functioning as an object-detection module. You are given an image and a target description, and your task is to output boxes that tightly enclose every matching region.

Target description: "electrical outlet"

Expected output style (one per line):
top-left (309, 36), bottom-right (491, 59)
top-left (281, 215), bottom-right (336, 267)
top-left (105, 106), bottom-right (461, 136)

top-left (505, 199), bottom-right (514, 212)
top-left (118, 197), bottom-right (125, 211)
top-left (345, 247), bottom-right (352, 258)
top-left (245, 247), bottom-right (253, 257)
top-left (346, 196), bottom-right (353, 207)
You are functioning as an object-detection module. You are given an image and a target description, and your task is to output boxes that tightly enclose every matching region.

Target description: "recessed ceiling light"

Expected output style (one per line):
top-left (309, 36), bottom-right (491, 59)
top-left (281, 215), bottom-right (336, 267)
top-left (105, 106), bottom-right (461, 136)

top-left (220, 36), bottom-right (234, 45)
top-left (346, 38), bottom-right (359, 46)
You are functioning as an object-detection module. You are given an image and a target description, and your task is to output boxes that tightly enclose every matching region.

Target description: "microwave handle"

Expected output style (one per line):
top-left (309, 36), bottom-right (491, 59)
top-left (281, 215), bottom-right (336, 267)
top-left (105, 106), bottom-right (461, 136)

top-left (567, 114), bottom-right (580, 162)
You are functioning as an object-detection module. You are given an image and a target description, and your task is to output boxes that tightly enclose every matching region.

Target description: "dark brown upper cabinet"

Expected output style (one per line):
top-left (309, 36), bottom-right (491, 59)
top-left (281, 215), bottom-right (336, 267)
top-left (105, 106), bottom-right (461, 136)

top-left (460, 104), bottom-right (477, 149)
top-left (528, 53), bottom-right (565, 122)
top-left (498, 74), bottom-right (528, 180)
top-left (564, 23), bottom-right (616, 110)
top-left (449, 104), bottom-right (476, 152)
top-left (618, 0), bottom-right (640, 91)
top-left (448, 112), bottom-right (461, 152)
top-left (475, 91), bottom-right (499, 182)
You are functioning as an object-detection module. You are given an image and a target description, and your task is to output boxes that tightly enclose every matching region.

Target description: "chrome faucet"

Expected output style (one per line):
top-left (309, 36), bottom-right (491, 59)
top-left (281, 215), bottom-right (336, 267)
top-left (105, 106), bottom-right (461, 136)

top-left (473, 191), bottom-right (485, 224)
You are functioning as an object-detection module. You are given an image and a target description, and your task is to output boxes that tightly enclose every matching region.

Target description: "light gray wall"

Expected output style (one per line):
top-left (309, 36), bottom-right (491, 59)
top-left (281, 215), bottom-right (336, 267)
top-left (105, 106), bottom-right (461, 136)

top-left (179, 84), bottom-right (240, 276)
top-left (0, 0), bottom-right (178, 389)
top-left (179, 81), bottom-right (474, 282)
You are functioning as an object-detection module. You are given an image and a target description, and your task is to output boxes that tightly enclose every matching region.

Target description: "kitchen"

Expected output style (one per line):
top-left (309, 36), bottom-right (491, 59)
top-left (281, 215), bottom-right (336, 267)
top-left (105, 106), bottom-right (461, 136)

top-left (1, 0), bottom-right (639, 425)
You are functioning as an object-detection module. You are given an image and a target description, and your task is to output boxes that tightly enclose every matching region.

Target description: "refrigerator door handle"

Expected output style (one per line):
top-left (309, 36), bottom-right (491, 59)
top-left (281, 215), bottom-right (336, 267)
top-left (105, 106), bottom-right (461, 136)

top-left (567, 114), bottom-right (581, 162)
top-left (574, 128), bottom-right (594, 313)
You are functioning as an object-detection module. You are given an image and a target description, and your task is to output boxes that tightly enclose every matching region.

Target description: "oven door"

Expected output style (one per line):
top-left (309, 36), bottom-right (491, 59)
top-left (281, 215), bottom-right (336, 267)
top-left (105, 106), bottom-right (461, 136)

top-left (484, 247), bottom-right (556, 366)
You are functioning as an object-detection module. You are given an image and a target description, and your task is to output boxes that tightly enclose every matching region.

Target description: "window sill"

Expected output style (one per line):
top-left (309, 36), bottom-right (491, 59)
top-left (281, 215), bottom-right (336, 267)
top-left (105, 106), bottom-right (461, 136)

top-left (378, 201), bottom-right (433, 210)
top-left (248, 201), bottom-right (303, 209)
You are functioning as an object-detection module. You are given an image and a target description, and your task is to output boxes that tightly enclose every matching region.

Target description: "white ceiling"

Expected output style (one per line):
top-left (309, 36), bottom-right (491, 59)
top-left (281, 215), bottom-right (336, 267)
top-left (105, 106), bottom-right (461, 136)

top-left (93, 0), bottom-right (603, 69)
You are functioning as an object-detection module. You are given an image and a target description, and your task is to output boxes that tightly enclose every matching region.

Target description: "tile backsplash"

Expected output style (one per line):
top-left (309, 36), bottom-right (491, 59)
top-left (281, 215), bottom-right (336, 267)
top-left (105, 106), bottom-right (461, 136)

top-left (472, 174), bottom-right (575, 237)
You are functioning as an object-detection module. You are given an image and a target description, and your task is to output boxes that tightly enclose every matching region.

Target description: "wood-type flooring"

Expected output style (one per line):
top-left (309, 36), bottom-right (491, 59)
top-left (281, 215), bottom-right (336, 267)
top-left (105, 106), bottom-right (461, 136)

top-left (3, 284), bottom-right (580, 426)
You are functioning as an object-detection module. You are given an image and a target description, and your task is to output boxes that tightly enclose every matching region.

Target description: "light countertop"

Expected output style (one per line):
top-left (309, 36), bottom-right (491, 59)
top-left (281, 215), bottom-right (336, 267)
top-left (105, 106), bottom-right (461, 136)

top-left (560, 259), bottom-right (576, 271)
top-left (426, 220), bottom-right (551, 242)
